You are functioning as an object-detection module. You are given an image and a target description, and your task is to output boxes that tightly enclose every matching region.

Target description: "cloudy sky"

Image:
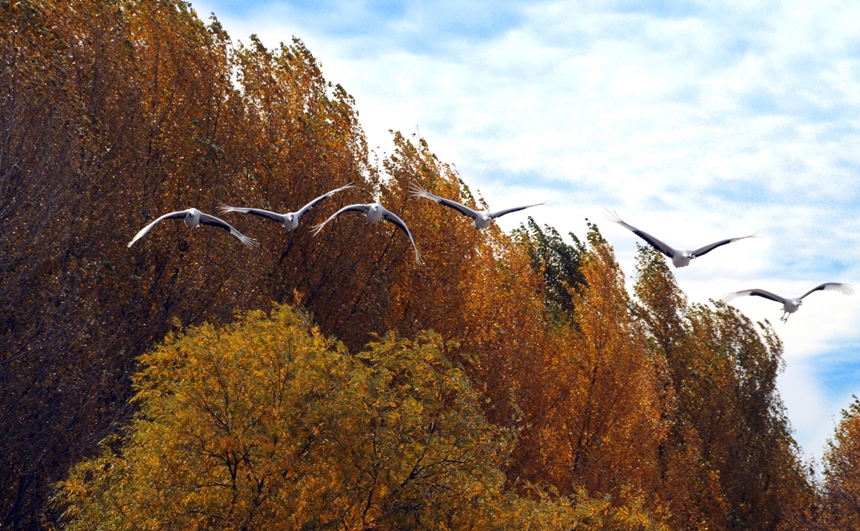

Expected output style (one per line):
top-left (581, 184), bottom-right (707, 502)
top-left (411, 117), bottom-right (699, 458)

top-left (190, 0), bottom-right (860, 463)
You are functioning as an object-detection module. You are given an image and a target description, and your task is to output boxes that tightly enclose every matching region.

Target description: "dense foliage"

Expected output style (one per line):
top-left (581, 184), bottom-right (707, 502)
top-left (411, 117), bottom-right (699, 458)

top-left (0, 0), bottom-right (852, 529)
top-left (822, 397), bottom-right (860, 530)
top-left (54, 305), bottom-right (667, 530)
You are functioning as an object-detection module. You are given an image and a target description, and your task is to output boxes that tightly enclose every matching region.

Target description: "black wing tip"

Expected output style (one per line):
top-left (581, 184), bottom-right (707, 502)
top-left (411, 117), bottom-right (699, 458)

top-left (632, 232), bottom-right (671, 258)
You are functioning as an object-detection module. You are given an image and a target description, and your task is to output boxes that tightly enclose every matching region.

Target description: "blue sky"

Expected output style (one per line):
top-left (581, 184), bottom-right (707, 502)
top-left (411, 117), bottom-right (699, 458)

top-left (191, 0), bottom-right (860, 464)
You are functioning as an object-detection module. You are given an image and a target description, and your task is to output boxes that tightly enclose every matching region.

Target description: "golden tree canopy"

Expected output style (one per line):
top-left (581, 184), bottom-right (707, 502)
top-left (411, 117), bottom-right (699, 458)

top-left (54, 304), bottom-right (668, 531)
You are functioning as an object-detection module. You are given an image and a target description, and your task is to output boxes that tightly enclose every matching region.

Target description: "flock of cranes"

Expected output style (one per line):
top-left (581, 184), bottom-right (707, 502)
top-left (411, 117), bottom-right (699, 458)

top-left (602, 210), bottom-right (853, 322)
top-left (128, 183), bottom-right (853, 323)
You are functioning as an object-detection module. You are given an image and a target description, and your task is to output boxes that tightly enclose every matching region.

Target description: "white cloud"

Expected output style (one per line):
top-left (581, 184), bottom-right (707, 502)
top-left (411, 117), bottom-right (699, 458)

top-left (778, 361), bottom-right (834, 462)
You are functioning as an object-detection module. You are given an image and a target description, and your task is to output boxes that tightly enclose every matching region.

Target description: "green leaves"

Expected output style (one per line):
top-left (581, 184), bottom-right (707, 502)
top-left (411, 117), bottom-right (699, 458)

top-left (514, 217), bottom-right (586, 323)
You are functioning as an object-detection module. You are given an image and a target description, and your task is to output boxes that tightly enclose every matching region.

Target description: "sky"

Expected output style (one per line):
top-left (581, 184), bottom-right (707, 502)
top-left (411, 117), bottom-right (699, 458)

top-left (189, 0), bottom-right (860, 464)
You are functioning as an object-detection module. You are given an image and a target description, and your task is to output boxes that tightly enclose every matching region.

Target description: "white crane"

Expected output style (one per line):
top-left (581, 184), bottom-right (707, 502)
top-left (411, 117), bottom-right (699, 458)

top-left (605, 209), bottom-right (755, 268)
top-left (722, 283), bottom-right (854, 322)
top-left (128, 208), bottom-right (258, 248)
top-left (312, 203), bottom-right (423, 264)
top-left (410, 185), bottom-right (546, 230)
top-left (218, 183), bottom-right (354, 232)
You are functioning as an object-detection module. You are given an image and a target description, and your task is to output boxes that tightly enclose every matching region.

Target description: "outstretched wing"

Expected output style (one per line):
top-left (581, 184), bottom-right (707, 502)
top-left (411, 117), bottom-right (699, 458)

top-left (722, 289), bottom-right (787, 305)
top-left (199, 212), bottom-right (259, 248)
top-left (488, 201), bottom-right (547, 220)
top-left (410, 185), bottom-right (480, 220)
top-left (218, 206), bottom-right (284, 224)
top-left (691, 233), bottom-right (756, 258)
top-left (799, 282), bottom-right (854, 300)
top-left (604, 209), bottom-right (677, 258)
top-left (311, 203), bottom-right (371, 236)
top-left (296, 183), bottom-right (355, 218)
top-left (383, 210), bottom-right (423, 265)
top-left (127, 210), bottom-right (190, 248)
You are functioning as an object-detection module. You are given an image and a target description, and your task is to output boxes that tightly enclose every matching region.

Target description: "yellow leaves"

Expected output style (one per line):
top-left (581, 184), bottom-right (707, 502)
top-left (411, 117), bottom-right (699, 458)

top-left (54, 304), bottom-right (505, 528)
top-left (54, 299), bottom-right (679, 530)
top-left (5, 2), bottom-right (813, 527)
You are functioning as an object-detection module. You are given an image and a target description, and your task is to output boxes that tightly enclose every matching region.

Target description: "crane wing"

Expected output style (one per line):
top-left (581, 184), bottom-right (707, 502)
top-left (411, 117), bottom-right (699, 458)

top-left (296, 183), bottom-right (355, 218)
top-left (691, 234), bottom-right (756, 258)
top-left (218, 206), bottom-right (284, 224)
top-left (410, 185), bottom-right (480, 220)
top-left (127, 210), bottom-right (190, 248)
top-left (722, 289), bottom-right (787, 304)
top-left (487, 201), bottom-right (547, 220)
top-left (604, 209), bottom-right (677, 258)
top-left (311, 204), bottom-right (371, 236)
top-left (383, 211), bottom-right (423, 265)
top-left (799, 282), bottom-right (854, 300)
top-left (199, 212), bottom-right (259, 247)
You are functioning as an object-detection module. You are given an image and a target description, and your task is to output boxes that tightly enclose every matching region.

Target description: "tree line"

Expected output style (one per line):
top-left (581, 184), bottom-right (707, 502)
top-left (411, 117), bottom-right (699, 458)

top-left (2, 0), bottom-right (859, 529)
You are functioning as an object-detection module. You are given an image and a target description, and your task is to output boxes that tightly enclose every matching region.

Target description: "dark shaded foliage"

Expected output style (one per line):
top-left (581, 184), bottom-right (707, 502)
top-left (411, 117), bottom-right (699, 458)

top-left (514, 216), bottom-right (587, 322)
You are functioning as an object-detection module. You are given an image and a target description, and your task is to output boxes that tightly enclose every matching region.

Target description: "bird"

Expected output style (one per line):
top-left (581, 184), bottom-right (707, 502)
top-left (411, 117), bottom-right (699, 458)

top-left (604, 209), bottom-right (755, 268)
top-left (722, 283), bottom-right (854, 323)
top-left (218, 183), bottom-right (355, 232)
top-left (312, 203), bottom-right (423, 264)
top-left (410, 185), bottom-right (546, 230)
top-left (128, 208), bottom-right (258, 248)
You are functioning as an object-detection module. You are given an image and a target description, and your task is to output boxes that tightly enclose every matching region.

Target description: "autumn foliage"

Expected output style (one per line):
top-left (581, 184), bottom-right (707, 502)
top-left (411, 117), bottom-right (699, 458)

top-left (821, 398), bottom-right (860, 530)
top-left (0, 0), bottom-right (847, 529)
top-left (54, 305), bottom-right (668, 530)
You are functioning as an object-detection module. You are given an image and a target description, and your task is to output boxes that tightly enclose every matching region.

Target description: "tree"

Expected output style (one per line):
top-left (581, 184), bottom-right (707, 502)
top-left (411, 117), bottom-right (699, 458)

top-left (634, 245), bottom-right (817, 531)
top-left (822, 397), bottom-right (860, 531)
top-left (633, 246), bottom-right (727, 530)
top-left (528, 224), bottom-right (665, 502)
top-left (54, 305), bottom-right (510, 529)
top-left (54, 304), bottom-right (668, 531)
top-left (513, 217), bottom-right (587, 323)
top-left (1, 2), bottom-right (374, 524)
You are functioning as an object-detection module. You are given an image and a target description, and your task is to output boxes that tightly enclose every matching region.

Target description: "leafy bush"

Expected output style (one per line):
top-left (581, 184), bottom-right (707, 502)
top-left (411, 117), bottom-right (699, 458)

top-left (54, 304), bottom-right (668, 530)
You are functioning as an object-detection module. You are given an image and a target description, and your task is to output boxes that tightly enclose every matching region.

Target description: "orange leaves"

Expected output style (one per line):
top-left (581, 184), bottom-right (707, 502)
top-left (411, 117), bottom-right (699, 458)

top-left (633, 246), bottom-right (816, 530)
top-left (2, 1), bottom-right (822, 528)
top-left (821, 398), bottom-right (860, 529)
top-left (517, 224), bottom-right (664, 502)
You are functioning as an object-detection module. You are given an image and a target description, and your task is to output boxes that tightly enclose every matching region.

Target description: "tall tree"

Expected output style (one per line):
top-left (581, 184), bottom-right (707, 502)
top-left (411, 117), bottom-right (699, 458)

top-left (0, 1), bottom-right (373, 525)
top-left (513, 217), bottom-right (586, 323)
top-left (633, 246), bottom-right (728, 530)
top-left (822, 397), bottom-right (860, 531)
top-left (634, 245), bottom-right (816, 531)
top-left (531, 224), bottom-right (665, 501)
